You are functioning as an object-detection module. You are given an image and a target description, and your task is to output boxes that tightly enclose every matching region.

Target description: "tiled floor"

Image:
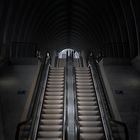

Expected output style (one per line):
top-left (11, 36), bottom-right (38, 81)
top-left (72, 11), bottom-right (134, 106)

top-left (0, 64), bottom-right (38, 140)
top-left (104, 64), bottom-right (140, 140)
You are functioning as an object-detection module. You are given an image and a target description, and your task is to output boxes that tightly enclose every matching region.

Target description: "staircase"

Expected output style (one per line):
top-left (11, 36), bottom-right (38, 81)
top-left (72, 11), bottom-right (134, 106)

top-left (75, 67), bottom-right (106, 140)
top-left (37, 67), bottom-right (65, 140)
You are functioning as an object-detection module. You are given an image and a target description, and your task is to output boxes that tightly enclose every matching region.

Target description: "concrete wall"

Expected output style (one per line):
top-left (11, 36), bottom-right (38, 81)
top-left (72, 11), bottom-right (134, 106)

top-left (98, 59), bottom-right (121, 121)
top-left (0, 61), bottom-right (39, 140)
top-left (100, 57), bottom-right (140, 140)
top-left (131, 56), bottom-right (140, 72)
top-left (0, 103), bottom-right (4, 140)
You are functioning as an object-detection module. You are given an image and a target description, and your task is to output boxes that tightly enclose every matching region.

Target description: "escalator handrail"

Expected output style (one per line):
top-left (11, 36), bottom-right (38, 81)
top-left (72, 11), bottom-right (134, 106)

top-left (29, 63), bottom-right (50, 140)
top-left (111, 119), bottom-right (129, 140)
top-left (15, 120), bottom-right (30, 140)
top-left (73, 67), bottom-right (80, 140)
top-left (63, 67), bottom-right (67, 140)
top-left (15, 53), bottom-right (50, 140)
top-left (62, 52), bottom-right (69, 140)
top-left (89, 57), bottom-right (129, 140)
top-left (89, 64), bottom-right (114, 140)
top-left (93, 60), bottom-right (129, 139)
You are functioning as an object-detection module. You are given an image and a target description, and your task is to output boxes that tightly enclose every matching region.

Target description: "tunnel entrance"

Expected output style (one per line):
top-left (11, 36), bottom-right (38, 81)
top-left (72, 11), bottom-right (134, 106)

top-left (58, 49), bottom-right (80, 59)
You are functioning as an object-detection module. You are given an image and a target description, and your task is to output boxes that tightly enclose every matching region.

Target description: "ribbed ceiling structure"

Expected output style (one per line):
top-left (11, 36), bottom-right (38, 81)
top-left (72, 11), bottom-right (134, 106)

top-left (0, 0), bottom-right (139, 58)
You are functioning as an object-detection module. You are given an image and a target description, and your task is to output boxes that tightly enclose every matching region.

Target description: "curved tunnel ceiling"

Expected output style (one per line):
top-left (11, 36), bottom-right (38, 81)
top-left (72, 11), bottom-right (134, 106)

top-left (0, 0), bottom-right (139, 58)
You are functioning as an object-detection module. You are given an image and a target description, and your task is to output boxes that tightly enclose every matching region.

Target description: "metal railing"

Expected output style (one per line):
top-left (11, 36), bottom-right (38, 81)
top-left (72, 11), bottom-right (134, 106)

top-left (89, 64), bottom-right (114, 140)
top-left (73, 67), bottom-right (80, 140)
top-left (63, 66), bottom-right (67, 140)
top-left (88, 56), bottom-right (129, 140)
top-left (15, 53), bottom-right (50, 140)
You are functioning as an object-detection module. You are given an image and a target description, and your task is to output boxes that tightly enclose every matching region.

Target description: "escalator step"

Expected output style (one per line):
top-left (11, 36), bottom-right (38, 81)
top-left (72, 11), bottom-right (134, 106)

top-left (77, 93), bottom-right (96, 97)
top-left (77, 97), bottom-right (97, 101)
top-left (43, 104), bottom-right (63, 109)
top-left (48, 79), bottom-right (64, 82)
top-left (46, 88), bottom-right (63, 92)
top-left (49, 72), bottom-right (64, 74)
top-left (47, 81), bottom-right (64, 85)
top-left (78, 110), bottom-right (99, 115)
top-left (42, 109), bottom-right (63, 114)
top-left (76, 77), bottom-right (91, 80)
top-left (38, 131), bottom-right (62, 138)
top-left (40, 120), bottom-right (63, 125)
top-left (78, 106), bottom-right (99, 112)
top-left (79, 116), bottom-right (101, 121)
top-left (45, 92), bottom-right (63, 96)
top-left (44, 96), bottom-right (63, 100)
top-left (76, 74), bottom-right (91, 77)
top-left (41, 114), bottom-right (63, 119)
top-left (47, 85), bottom-right (64, 88)
top-left (80, 127), bottom-right (104, 133)
top-left (76, 85), bottom-right (93, 89)
top-left (78, 101), bottom-right (98, 106)
top-left (48, 75), bottom-right (63, 78)
top-left (76, 72), bottom-right (90, 74)
top-left (80, 133), bottom-right (105, 140)
top-left (43, 100), bottom-right (63, 104)
top-left (77, 82), bottom-right (92, 86)
top-left (77, 89), bottom-right (94, 92)
top-left (39, 125), bottom-right (62, 131)
top-left (79, 121), bottom-right (102, 127)
top-left (76, 79), bottom-right (92, 83)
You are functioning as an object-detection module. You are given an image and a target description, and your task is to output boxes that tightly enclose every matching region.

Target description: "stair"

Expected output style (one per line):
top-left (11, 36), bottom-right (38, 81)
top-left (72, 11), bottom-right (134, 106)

top-left (37, 67), bottom-right (65, 140)
top-left (75, 67), bottom-right (106, 140)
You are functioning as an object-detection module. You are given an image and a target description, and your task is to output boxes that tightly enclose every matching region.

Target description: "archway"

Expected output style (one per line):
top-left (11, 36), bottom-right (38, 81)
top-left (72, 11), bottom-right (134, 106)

top-left (58, 48), bottom-right (80, 58)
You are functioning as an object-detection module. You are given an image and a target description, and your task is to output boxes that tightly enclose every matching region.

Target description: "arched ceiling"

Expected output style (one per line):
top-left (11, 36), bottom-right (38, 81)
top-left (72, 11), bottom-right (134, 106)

top-left (0, 0), bottom-right (139, 58)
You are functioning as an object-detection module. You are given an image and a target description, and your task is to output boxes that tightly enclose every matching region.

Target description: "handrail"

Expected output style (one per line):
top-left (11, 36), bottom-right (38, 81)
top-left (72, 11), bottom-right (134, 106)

top-left (73, 67), bottom-right (80, 140)
top-left (89, 64), bottom-right (114, 140)
top-left (15, 120), bottom-right (30, 140)
top-left (111, 119), bottom-right (129, 140)
top-left (64, 52), bottom-right (68, 140)
top-left (29, 61), bottom-right (50, 140)
top-left (15, 53), bottom-right (50, 140)
top-left (63, 66), bottom-right (67, 140)
top-left (88, 56), bottom-right (129, 140)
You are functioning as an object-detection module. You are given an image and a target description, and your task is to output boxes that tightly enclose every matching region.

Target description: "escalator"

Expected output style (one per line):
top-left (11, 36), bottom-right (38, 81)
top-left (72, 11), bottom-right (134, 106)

top-left (16, 52), bottom-right (128, 140)
top-left (75, 67), bottom-right (105, 140)
top-left (37, 67), bottom-right (65, 140)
